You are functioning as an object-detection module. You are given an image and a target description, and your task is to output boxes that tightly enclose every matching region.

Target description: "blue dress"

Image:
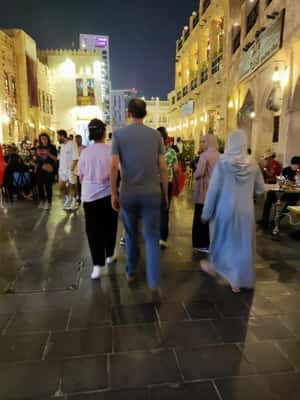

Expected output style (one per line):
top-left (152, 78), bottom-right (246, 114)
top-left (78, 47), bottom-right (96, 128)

top-left (202, 157), bottom-right (265, 288)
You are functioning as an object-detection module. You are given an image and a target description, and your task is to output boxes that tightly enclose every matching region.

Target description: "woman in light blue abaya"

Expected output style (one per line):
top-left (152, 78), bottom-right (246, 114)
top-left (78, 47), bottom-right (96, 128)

top-left (200, 130), bottom-right (265, 293)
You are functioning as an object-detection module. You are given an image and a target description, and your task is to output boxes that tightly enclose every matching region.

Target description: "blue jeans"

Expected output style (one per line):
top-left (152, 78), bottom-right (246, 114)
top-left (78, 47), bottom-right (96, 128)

top-left (121, 192), bottom-right (161, 289)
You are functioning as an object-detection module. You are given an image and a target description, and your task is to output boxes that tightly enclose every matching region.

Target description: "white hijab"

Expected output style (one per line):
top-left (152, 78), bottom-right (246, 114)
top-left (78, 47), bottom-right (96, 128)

top-left (223, 129), bottom-right (249, 165)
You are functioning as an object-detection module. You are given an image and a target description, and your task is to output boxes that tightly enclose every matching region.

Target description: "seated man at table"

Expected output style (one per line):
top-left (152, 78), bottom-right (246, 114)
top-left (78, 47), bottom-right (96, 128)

top-left (259, 156), bottom-right (300, 230)
top-left (262, 150), bottom-right (282, 183)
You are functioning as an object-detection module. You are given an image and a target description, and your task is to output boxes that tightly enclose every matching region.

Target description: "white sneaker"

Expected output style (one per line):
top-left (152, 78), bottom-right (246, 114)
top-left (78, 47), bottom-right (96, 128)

top-left (159, 240), bottom-right (169, 248)
top-left (119, 237), bottom-right (125, 246)
top-left (68, 198), bottom-right (77, 210)
top-left (43, 202), bottom-right (51, 210)
top-left (63, 197), bottom-right (71, 209)
top-left (198, 247), bottom-right (210, 254)
top-left (91, 266), bottom-right (102, 280)
top-left (106, 255), bottom-right (117, 265)
top-left (38, 202), bottom-right (44, 209)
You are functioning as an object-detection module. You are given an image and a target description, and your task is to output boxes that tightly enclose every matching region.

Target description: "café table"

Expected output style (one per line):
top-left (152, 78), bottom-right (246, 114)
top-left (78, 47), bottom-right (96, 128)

top-left (265, 184), bottom-right (300, 236)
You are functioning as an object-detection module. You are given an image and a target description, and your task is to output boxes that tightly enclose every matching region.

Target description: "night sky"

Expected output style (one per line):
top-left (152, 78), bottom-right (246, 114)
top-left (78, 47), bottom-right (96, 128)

top-left (1, 0), bottom-right (199, 99)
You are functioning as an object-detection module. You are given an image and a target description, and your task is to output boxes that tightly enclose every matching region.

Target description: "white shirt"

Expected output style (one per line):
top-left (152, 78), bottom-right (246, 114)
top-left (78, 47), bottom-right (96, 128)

top-left (59, 141), bottom-right (78, 173)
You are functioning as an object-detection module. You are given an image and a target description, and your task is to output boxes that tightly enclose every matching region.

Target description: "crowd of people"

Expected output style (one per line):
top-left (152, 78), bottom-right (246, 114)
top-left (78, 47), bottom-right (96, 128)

top-left (1, 97), bottom-right (300, 299)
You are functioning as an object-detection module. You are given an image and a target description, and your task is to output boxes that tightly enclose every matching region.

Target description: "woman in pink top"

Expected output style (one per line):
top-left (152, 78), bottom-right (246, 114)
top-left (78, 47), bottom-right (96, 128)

top-left (78, 119), bottom-right (118, 280)
top-left (192, 133), bottom-right (220, 253)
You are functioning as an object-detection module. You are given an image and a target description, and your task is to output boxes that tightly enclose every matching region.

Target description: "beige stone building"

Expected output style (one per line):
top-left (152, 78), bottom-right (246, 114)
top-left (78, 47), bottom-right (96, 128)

top-left (169, 0), bottom-right (300, 162)
top-left (39, 49), bottom-right (108, 144)
top-left (0, 30), bottom-right (17, 143)
top-left (144, 97), bottom-right (170, 130)
top-left (0, 29), bottom-right (55, 143)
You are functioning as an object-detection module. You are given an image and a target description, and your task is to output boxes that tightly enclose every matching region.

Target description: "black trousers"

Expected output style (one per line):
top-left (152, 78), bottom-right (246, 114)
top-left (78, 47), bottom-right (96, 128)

top-left (83, 196), bottom-right (118, 266)
top-left (160, 182), bottom-right (173, 241)
top-left (261, 191), bottom-right (300, 228)
top-left (77, 176), bottom-right (82, 203)
top-left (192, 204), bottom-right (210, 248)
top-left (36, 171), bottom-right (54, 204)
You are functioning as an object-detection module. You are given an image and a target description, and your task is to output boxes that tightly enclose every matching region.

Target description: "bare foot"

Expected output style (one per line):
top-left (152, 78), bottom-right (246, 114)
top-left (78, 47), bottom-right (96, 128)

top-left (200, 260), bottom-right (216, 277)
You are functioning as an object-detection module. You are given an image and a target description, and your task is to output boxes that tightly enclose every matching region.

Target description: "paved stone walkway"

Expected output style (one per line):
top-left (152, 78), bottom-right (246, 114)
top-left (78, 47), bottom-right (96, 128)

top-left (0, 192), bottom-right (300, 399)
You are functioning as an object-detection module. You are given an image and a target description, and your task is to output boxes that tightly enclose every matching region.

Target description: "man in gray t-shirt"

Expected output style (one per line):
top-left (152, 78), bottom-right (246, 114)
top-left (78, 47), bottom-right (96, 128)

top-left (110, 98), bottom-right (168, 296)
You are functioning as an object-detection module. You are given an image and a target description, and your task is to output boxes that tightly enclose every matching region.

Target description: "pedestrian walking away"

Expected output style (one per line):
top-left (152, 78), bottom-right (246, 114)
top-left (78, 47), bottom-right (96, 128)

top-left (192, 133), bottom-right (220, 253)
top-left (78, 119), bottom-right (118, 280)
top-left (200, 129), bottom-right (265, 293)
top-left (110, 98), bottom-right (168, 299)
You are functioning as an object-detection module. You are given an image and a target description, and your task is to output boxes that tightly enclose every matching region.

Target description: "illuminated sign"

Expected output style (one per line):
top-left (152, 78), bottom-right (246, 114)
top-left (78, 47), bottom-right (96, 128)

top-left (80, 34), bottom-right (109, 50)
top-left (240, 9), bottom-right (285, 80)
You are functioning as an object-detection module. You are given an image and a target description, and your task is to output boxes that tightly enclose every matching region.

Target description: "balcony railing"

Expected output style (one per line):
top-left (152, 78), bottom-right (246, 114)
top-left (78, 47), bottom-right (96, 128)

top-left (193, 14), bottom-right (199, 29)
top-left (202, 0), bottom-right (211, 15)
top-left (177, 91), bottom-right (182, 101)
top-left (200, 68), bottom-right (209, 84)
top-left (246, 1), bottom-right (259, 34)
top-left (211, 54), bottom-right (223, 74)
top-left (191, 78), bottom-right (198, 91)
top-left (184, 30), bottom-right (190, 41)
top-left (232, 30), bottom-right (241, 54)
top-left (178, 39), bottom-right (183, 51)
top-left (183, 85), bottom-right (189, 97)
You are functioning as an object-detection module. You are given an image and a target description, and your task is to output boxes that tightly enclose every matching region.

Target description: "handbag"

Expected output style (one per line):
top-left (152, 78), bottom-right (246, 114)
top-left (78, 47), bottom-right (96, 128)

top-left (42, 162), bottom-right (54, 174)
top-left (173, 163), bottom-right (185, 196)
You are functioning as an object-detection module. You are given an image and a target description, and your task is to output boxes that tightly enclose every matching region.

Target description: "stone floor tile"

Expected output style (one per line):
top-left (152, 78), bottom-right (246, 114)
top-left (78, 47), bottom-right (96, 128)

top-left (279, 313), bottom-right (300, 336)
top-left (215, 376), bottom-right (274, 400)
top-left (160, 321), bottom-right (222, 348)
top-left (0, 312), bottom-right (12, 331)
top-left (269, 294), bottom-right (300, 313)
top-left (256, 282), bottom-right (291, 296)
top-left (156, 302), bottom-right (189, 322)
top-left (7, 310), bottom-right (69, 333)
top-left (110, 350), bottom-right (181, 388)
top-left (248, 295), bottom-right (280, 316)
top-left (264, 373), bottom-right (300, 400)
top-left (215, 297), bottom-right (250, 318)
top-left (150, 381), bottom-right (220, 400)
top-left (276, 339), bottom-right (300, 369)
top-left (176, 344), bottom-right (254, 380)
top-left (20, 291), bottom-right (75, 312)
top-left (247, 316), bottom-right (294, 340)
top-left (46, 328), bottom-right (112, 359)
top-left (0, 332), bottom-right (48, 362)
top-left (62, 356), bottom-right (107, 394)
top-left (112, 304), bottom-right (157, 325)
top-left (184, 300), bottom-right (220, 319)
top-left (241, 342), bottom-right (295, 373)
top-left (69, 388), bottom-right (148, 399)
top-left (212, 318), bottom-right (256, 343)
top-left (0, 360), bottom-right (60, 399)
top-left (69, 304), bottom-right (111, 329)
top-left (113, 324), bottom-right (160, 353)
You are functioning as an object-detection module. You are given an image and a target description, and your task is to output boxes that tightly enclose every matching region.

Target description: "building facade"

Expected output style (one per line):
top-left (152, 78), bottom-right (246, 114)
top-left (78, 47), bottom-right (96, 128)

top-left (39, 49), bottom-right (106, 144)
top-left (79, 34), bottom-right (111, 126)
top-left (0, 29), bottom-right (54, 143)
top-left (144, 97), bottom-right (170, 130)
top-left (111, 88), bottom-right (137, 131)
top-left (169, 0), bottom-right (300, 162)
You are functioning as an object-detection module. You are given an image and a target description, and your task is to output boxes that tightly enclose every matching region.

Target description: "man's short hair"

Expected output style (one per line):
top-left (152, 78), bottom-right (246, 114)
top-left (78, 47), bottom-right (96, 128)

top-left (128, 98), bottom-right (147, 119)
top-left (88, 119), bottom-right (106, 141)
top-left (57, 129), bottom-right (68, 138)
top-left (291, 156), bottom-right (300, 165)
